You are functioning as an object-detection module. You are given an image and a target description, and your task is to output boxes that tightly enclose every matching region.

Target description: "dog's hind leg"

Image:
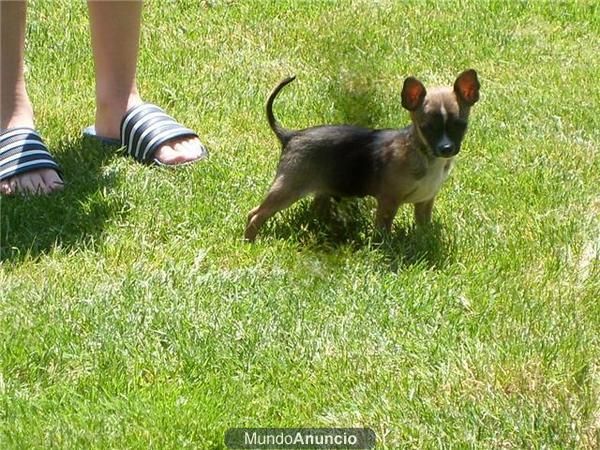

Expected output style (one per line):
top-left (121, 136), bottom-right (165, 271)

top-left (245, 179), bottom-right (305, 242)
top-left (310, 194), bottom-right (335, 219)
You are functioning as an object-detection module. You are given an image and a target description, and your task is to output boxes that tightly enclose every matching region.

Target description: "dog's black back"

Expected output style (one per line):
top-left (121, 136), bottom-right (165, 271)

top-left (279, 126), bottom-right (401, 197)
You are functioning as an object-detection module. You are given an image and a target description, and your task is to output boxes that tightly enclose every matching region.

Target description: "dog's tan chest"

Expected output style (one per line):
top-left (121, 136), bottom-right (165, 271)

top-left (403, 158), bottom-right (454, 203)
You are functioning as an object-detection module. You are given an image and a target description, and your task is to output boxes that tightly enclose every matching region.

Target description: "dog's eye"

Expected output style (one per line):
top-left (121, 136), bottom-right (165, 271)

top-left (422, 119), bottom-right (443, 135)
top-left (446, 119), bottom-right (467, 136)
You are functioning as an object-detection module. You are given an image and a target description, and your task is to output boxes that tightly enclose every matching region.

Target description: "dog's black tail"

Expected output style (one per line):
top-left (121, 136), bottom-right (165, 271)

top-left (266, 75), bottom-right (296, 146)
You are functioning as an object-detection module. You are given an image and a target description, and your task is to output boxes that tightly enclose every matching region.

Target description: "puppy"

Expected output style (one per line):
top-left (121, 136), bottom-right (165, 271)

top-left (245, 70), bottom-right (480, 242)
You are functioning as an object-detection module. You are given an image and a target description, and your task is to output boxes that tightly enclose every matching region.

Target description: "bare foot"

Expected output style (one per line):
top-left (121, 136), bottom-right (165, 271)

top-left (1, 107), bottom-right (63, 196)
top-left (0, 168), bottom-right (63, 196)
top-left (94, 96), bottom-right (206, 165)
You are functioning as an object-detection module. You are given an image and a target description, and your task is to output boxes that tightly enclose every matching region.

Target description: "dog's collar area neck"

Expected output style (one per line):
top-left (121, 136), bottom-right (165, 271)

top-left (412, 125), bottom-right (433, 157)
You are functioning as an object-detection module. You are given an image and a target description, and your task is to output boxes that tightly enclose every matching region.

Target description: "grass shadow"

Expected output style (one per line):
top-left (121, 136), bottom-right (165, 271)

top-left (266, 198), bottom-right (453, 271)
top-left (325, 74), bottom-right (386, 128)
top-left (0, 137), bottom-right (125, 263)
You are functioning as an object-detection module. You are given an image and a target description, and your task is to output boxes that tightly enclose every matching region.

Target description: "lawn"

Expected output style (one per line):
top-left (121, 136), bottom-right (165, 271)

top-left (1, 0), bottom-right (599, 448)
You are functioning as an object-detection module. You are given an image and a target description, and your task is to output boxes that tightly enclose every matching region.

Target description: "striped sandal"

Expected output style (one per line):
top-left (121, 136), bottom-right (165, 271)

top-left (84, 103), bottom-right (208, 165)
top-left (0, 127), bottom-right (62, 185)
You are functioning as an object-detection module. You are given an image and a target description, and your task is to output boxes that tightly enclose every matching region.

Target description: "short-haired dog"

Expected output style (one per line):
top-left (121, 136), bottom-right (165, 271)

top-left (245, 69), bottom-right (480, 242)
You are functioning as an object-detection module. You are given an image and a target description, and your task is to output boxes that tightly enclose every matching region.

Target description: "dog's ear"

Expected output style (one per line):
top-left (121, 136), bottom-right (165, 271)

top-left (401, 77), bottom-right (427, 111)
top-left (454, 69), bottom-right (480, 106)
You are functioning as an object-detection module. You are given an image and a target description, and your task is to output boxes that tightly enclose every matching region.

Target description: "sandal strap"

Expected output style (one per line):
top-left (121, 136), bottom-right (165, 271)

top-left (119, 103), bottom-right (199, 163)
top-left (0, 128), bottom-right (61, 181)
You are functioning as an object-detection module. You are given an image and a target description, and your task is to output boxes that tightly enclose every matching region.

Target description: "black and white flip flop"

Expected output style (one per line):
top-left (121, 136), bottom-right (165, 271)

top-left (0, 127), bottom-right (62, 183)
top-left (84, 103), bottom-right (208, 165)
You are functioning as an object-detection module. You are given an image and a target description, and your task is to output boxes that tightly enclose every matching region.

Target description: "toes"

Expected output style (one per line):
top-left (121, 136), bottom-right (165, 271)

top-left (186, 137), bottom-right (206, 159)
top-left (153, 144), bottom-right (179, 165)
top-left (174, 141), bottom-right (190, 164)
top-left (40, 169), bottom-right (64, 194)
top-left (9, 178), bottom-right (18, 195)
top-left (0, 180), bottom-right (15, 196)
top-left (0, 169), bottom-right (63, 196)
top-left (153, 136), bottom-right (206, 166)
top-left (18, 172), bottom-right (43, 195)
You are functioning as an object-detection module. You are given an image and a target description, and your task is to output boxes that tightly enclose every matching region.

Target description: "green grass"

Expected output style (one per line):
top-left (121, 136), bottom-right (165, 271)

top-left (1, 0), bottom-right (599, 448)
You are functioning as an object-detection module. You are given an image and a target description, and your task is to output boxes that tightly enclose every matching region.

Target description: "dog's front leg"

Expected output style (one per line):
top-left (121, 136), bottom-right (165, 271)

top-left (414, 198), bottom-right (435, 226)
top-left (375, 195), bottom-right (401, 232)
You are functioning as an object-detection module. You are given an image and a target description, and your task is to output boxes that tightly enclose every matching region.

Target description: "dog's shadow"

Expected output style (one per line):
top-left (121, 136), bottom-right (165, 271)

top-left (267, 198), bottom-right (452, 271)
top-left (373, 219), bottom-right (452, 272)
top-left (0, 137), bottom-right (125, 263)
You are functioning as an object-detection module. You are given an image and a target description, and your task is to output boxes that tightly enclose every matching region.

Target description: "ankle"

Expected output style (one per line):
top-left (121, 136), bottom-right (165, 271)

top-left (96, 90), bottom-right (142, 112)
top-left (94, 92), bottom-right (143, 138)
top-left (1, 97), bottom-right (34, 130)
top-left (95, 81), bottom-right (142, 113)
